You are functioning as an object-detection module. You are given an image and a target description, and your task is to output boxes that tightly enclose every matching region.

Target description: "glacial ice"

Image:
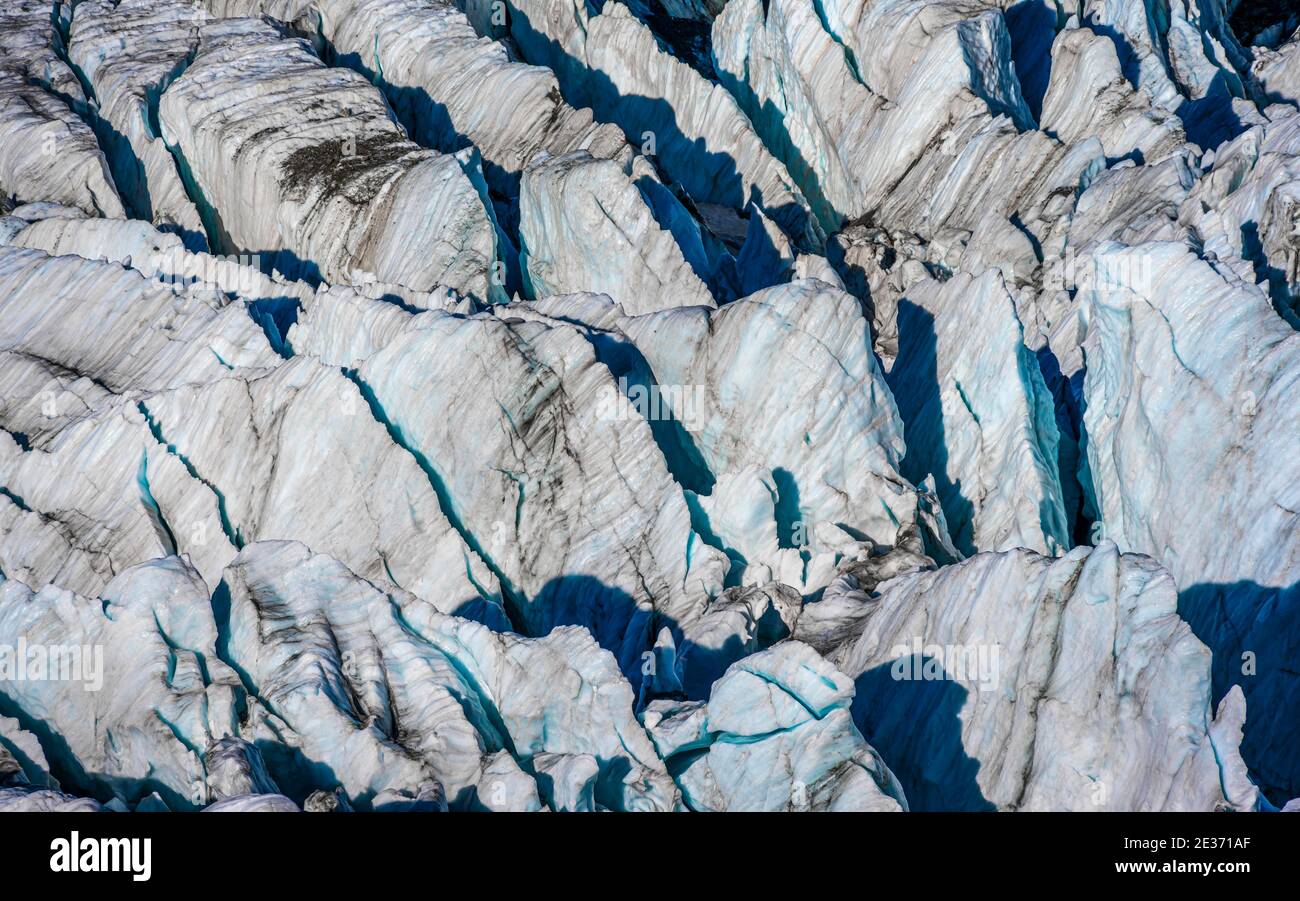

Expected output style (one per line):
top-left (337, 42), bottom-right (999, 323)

top-left (1180, 110), bottom-right (1300, 319)
top-left (67, 0), bottom-right (210, 247)
top-left (224, 541), bottom-right (682, 810)
top-left (157, 17), bottom-right (502, 300)
top-left (1039, 21), bottom-right (1188, 164)
top-left (1078, 0), bottom-right (1261, 150)
top-left (0, 0), bottom-right (125, 219)
top-left (495, 0), bottom-right (821, 249)
top-left (824, 541), bottom-right (1257, 812)
top-left (510, 280), bottom-right (955, 591)
top-left (0, 0), bottom-right (1297, 815)
top-left (315, 0), bottom-right (630, 199)
top-left (348, 306), bottom-right (730, 678)
top-left (711, 0), bottom-right (1096, 249)
top-left (519, 151), bottom-right (718, 311)
top-left (885, 269), bottom-right (1070, 556)
top-left (1254, 25), bottom-right (1300, 106)
top-left (0, 544), bottom-right (692, 810)
top-left (0, 555), bottom-right (242, 809)
top-left (1080, 241), bottom-right (1300, 800)
top-left (645, 641), bottom-right (906, 811)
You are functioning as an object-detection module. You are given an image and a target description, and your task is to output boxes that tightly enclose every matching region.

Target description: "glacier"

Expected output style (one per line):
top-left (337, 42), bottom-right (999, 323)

top-left (0, 0), bottom-right (1297, 815)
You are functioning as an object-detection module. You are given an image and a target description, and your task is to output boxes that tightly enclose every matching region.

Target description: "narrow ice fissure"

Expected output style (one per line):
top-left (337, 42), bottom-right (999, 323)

top-left (339, 368), bottom-right (526, 632)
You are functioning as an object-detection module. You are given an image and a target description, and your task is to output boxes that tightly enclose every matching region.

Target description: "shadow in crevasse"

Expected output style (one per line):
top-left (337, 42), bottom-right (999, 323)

top-left (0, 725), bottom-right (47, 786)
top-left (250, 741), bottom-right (350, 808)
top-left (1004, 0), bottom-right (1060, 123)
top-left (771, 466), bottom-right (804, 550)
top-left (48, 15), bottom-right (207, 253)
top-left (246, 296), bottom-right (303, 359)
top-left (888, 299), bottom-right (977, 556)
top-left (1176, 72), bottom-right (1249, 152)
top-left (732, 188), bottom-right (789, 290)
top-left (524, 574), bottom-right (652, 679)
top-left (230, 247), bottom-right (321, 357)
top-left (325, 6), bottom-right (722, 264)
top-left (460, 753), bottom-right (640, 811)
top-left (1035, 345), bottom-right (1093, 546)
top-left (1241, 221), bottom-right (1300, 328)
top-left (527, 319), bottom-right (715, 495)
top-left (1178, 579), bottom-right (1300, 808)
top-left (624, 0), bottom-right (717, 79)
top-left (505, 1), bottom-right (826, 248)
top-left (532, 320), bottom-right (746, 586)
top-left (0, 687), bottom-right (204, 810)
top-left (521, 753), bottom-right (635, 811)
top-left (208, 581), bottom-right (350, 810)
top-left (243, 246), bottom-right (323, 287)
top-left (632, 171), bottom-right (732, 297)
top-left (1089, 21), bottom-right (1248, 151)
top-left (531, 571), bottom-right (794, 707)
top-left (852, 658), bottom-right (996, 811)
top-left (1230, 0), bottom-right (1299, 47)
top-left (715, 70), bottom-right (842, 236)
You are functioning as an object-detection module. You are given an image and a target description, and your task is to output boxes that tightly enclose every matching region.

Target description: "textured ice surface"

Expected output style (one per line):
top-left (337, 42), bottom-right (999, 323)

top-left (0, 246), bottom-right (278, 594)
top-left (1180, 111), bottom-right (1300, 320)
top-left (1039, 22), bottom-right (1188, 164)
top-left (885, 270), bottom-right (1069, 556)
top-left (0, 0), bottom-right (125, 220)
top-left (0, 556), bottom-right (242, 809)
top-left (1254, 26), bottom-right (1300, 106)
top-left (317, 0), bottom-right (630, 193)
top-left (1079, 0), bottom-right (1261, 149)
top-left (497, 0), bottom-right (821, 249)
top-left (224, 541), bottom-right (681, 811)
top-left (825, 542), bottom-right (1257, 812)
top-left (0, 544), bottom-right (684, 810)
top-left (1, 0), bottom-right (1297, 814)
top-left (349, 307), bottom-right (730, 678)
top-left (519, 151), bottom-right (718, 311)
top-left (645, 641), bottom-right (906, 811)
top-left (157, 17), bottom-right (501, 299)
top-left (711, 0), bottom-right (1094, 248)
top-left (67, 0), bottom-right (209, 247)
top-left (1080, 241), bottom-right (1300, 800)
top-left (508, 281), bottom-right (956, 592)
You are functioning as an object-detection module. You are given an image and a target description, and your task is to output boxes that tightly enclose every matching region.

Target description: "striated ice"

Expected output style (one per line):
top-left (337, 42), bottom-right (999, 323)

top-left (495, 0), bottom-right (820, 249)
top-left (0, 0), bottom-right (1296, 817)
top-left (224, 541), bottom-right (681, 811)
top-left (509, 280), bottom-right (956, 591)
top-left (0, 77), bottom-right (125, 218)
top-left (67, 0), bottom-right (210, 247)
top-left (644, 641), bottom-right (907, 811)
top-left (712, 0), bottom-right (1095, 251)
top-left (1080, 241), bottom-right (1300, 800)
top-left (0, 556), bottom-right (242, 809)
top-left (283, 298), bottom-right (734, 676)
top-left (825, 541), bottom-right (1257, 811)
top-left (1039, 21), bottom-right (1189, 164)
top-left (886, 269), bottom-right (1070, 556)
top-left (519, 151), bottom-right (718, 311)
top-left (316, 0), bottom-right (630, 196)
top-left (158, 17), bottom-right (502, 300)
